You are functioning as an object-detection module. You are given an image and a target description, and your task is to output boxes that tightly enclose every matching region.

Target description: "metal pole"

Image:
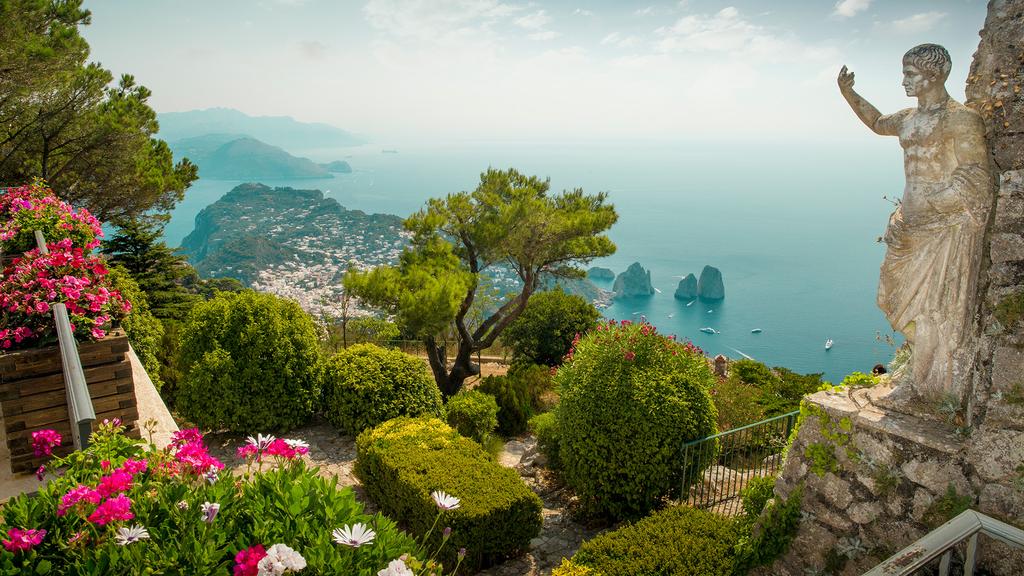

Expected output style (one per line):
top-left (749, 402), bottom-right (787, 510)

top-left (35, 231), bottom-right (95, 450)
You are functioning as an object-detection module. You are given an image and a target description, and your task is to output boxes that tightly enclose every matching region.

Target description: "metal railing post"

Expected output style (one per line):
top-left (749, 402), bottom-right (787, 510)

top-left (34, 230), bottom-right (95, 450)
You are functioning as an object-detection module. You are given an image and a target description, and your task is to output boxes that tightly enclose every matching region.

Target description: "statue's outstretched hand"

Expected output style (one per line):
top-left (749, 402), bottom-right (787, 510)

top-left (838, 66), bottom-right (855, 93)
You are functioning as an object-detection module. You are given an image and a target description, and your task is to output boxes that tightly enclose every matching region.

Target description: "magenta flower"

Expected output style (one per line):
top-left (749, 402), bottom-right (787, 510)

top-left (96, 470), bottom-right (134, 498)
top-left (57, 485), bottom-right (101, 516)
top-left (31, 429), bottom-right (61, 457)
top-left (118, 458), bottom-right (148, 476)
top-left (234, 544), bottom-right (267, 576)
top-left (2, 528), bottom-right (45, 553)
top-left (624, 351), bottom-right (636, 361)
top-left (87, 494), bottom-right (133, 525)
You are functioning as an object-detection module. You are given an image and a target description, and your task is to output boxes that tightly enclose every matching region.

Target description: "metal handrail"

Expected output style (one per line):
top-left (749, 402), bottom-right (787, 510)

top-left (862, 510), bottom-right (1024, 576)
top-left (34, 230), bottom-right (95, 450)
top-left (682, 410), bottom-right (799, 447)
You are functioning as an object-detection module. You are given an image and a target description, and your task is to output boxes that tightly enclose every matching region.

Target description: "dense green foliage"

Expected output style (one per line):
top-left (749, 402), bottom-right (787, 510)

top-left (321, 344), bottom-right (443, 436)
top-left (477, 364), bottom-right (551, 437)
top-left (106, 266), bottom-right (164, 390)
top-left (564, 506), bottom-right (741, 576)
top-left (101, 221), bottom-right (201, 322)
top-left (713, 359), bottom-right (826, 430)
top-left (555, 320), bottom-right (717, 519)
top-left (444, 390), bottom-right (499, 444)
top-left (176, 291), bottom-right (322, 432)
top-left (501, 290), bottom-right (600, 367)
top-left (733, 484), bottom-right (803, 574)
top-left (528, 411), bottom-right (561, 470)
top-left (355, 417), bottom-right (543, 571)
top-left (0, 0), bottom-right (196, 224)
top-left (346, 168), bottom-right (617, 397)
top-left (0, 422), bottom-right (419, 574)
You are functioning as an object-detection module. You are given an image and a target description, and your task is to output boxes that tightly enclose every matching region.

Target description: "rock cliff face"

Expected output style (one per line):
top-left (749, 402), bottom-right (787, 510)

top-left (612, 262), bottom-right (654, 298)
top-left (674, 273), bottom-right (698, 300)
top-left (696, 265), bottom-right (725, 300)
top-left (587, 267), bottom-right (615, 282)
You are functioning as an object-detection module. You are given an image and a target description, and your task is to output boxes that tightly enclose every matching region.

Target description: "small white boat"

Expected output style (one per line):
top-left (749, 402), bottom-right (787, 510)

top-left (686, 300), bottom-right (695, 307)
top-left (699, 327), bottom-right (719, 334)
top-left (751, 328), bottom-right (762, 334)
top-left (668, 313), bottom-right (675, 318)
top-left (825, 339), bottom-right (833, 350)
top-left (632, 311), bottom-right (641, 315)
top-left (654, 287), bottom-right (662, 294)
top-left (707, 309), bottom-right (713, 313)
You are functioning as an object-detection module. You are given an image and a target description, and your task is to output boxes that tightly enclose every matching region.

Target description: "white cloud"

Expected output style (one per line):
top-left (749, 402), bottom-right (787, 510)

top-left (601, 32), bottom-right (639, 49)
top-left (634, 6), bottom-right (654, 17)
top-left (515, 9), bottom-right (550, 30)
top-left (654, 6), bottom-right (837, 64)
top-left (573, 8), bottom-right (593, 17)
top-left (885, 11), bottom-right (947, 34)
top-left (363, 0), bottom-right (520, 41)
top-left (833, 0), bottom-right (871, 19)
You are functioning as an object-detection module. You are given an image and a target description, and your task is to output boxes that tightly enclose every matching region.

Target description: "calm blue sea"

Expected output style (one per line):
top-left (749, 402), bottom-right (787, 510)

top-left (162, 140), bottom-right (906, 384)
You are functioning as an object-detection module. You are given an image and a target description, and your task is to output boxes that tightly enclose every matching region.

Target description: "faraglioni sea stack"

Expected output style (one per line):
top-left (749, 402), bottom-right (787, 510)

top-left (612, 262), bottom-right (654, 298)
top-left (696, 265), bottom-right (725, 300)
top-left (674, 273), bottom-right (698, 300)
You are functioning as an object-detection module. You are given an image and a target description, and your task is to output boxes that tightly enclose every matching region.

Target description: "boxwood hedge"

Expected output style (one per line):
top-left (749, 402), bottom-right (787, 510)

top-left (560, 505), bottom-right (740, 576)
top-left (355, 417), bottom-right (542, 572)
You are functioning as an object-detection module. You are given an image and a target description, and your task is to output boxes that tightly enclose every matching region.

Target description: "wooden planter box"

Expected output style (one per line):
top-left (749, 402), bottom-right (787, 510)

top-left (0, 330), bottom-right (139, 474)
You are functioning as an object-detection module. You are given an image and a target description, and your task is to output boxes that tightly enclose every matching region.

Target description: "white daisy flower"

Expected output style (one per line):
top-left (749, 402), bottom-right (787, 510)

top-left (114, 524), bottom-right (150, 546)
top-left (431, 489), bottom-right (461, 511)
top-left (333, 522), bottom-right (376, 547)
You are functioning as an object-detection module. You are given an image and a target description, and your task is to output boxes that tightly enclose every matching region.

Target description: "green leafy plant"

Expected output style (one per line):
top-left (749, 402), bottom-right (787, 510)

top-left (322, 344), bottom-right (443, 436)
top-left (500, 290), bottom-right (600, 367)
top-left (477, 363), bottom-right (551, 437)
top-left (566, 505), bottom-right (741, 576)
top-left (107, 266), bottom-right (164, 390)
top-left (176, 290), bottom-right (323, 432)
top-left (0, 421), bottom-right (421, 575)
top-left (922, 485), bottom-right (973, 529)
top-left (445, 390), bottom-right (499, 444)
top-left (994, 291), bottom-right (1024, 328)
top-left (355, 417), bottom-right (543, 572)
top-left (527, 411), bottom-right (562, 470)
top-left (555, 319), bottom-right (717, 520)
top-left (732, 484), bottom-right (803, 574)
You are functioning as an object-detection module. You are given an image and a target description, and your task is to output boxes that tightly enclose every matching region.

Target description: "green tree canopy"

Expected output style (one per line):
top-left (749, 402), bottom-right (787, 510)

top-left (0, 0), bottom-right (196, 224)
top-left (346, 168), bottom-right (617, 397)
top-left (501, 289), bottom-right (601, 367)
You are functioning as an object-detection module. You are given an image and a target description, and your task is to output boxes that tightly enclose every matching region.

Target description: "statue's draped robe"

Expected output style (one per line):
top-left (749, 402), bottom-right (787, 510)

top-left (875, 99), bottom-right (991, 396)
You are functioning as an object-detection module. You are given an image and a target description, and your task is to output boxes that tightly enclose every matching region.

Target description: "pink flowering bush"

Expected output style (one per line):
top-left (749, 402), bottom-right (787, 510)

top-left (0, 238), bottom-right (129, 349)
top-left (554, 318), bottom-right (718, 520)
top-left (0, 420), bottom-right (424, 575)
top-left (31, 429), bottom-right (62, 457)
top-left (0, 181), bottom-right (102, 255)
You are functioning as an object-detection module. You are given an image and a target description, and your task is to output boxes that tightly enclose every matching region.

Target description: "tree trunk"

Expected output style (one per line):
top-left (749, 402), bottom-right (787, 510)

top-left (440, 340), bottom-right (480, 398)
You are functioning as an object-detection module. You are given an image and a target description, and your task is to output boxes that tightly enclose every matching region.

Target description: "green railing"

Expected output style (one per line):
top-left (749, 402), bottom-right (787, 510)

top-left (680, 410), bottom-right (798, 514)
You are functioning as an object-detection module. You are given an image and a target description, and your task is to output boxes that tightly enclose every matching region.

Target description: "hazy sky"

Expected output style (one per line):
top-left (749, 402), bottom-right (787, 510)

top-left (82, 0), bottom-right (988, 143)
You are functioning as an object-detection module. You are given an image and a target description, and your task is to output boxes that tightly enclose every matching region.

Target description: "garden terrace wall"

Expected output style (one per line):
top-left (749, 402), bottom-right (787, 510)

top-left (0, 330), bottom-right (138, 473)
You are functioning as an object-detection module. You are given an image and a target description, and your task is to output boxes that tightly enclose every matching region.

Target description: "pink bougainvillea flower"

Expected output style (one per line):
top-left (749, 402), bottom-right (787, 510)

top-left (87, 494), bottom-right (134, 525)
top-left (2, 528), bottom-right (45, 553)
top-left (234, 544), bottom-right (267, 576)
top-left (31, 429), bottom-right (61, 457)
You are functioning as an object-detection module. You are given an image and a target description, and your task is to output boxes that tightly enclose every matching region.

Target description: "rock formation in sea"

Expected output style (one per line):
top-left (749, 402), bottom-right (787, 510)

top-left (696, 265), bottom-right (724, 300)
top-left (587, 267), bottom-right (615, 281)
top-left (612, 262), bottom-right (654, 299)
top-left (674, 273), bottom-right (698, 300)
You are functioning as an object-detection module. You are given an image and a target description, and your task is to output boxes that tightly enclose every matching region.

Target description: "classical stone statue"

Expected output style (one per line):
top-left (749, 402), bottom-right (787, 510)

top-left (838, 44), bottom-right (992, 401)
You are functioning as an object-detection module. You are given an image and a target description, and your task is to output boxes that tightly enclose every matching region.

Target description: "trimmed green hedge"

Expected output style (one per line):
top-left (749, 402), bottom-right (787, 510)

top-left (528, 411), bottom-right (561, 470)
top-left (321, 344), bottom-right (443, 435)
top-left (445, 390), bottom-right (499, 443)
top-left (355, 417), bottom-right (542, 572)
top-left (567, 506), bottom-right (740, 576)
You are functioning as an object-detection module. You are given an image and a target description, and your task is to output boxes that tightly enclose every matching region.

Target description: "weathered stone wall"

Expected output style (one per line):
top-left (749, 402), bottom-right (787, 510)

top-left (770, 2), bottom-right (1024, 574)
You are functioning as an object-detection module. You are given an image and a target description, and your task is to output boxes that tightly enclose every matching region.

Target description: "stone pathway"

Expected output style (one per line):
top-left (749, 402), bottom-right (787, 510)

top-left (202, 419), bottom-right (600, 575)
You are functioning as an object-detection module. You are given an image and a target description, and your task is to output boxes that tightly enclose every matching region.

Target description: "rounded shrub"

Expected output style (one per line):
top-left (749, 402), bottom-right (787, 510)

top-left (477, 363), bottom-right (550, 437)
top-left (176, 290), bottom-right (322, 432)
top-left (555, 318), bottom-right (718, 519)
top-left (528, 410), bottom-right (561, 470)
top-left (321, 343), bottom-right (443, 435)
top-left (502, 290), bottom-right (600, 367)
top-left (445, 389), bottom-right (499, 443)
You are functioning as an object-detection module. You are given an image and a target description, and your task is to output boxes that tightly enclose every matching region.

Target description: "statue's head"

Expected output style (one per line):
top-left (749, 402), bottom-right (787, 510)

top-left (902, 44), bottom-right (951, 96)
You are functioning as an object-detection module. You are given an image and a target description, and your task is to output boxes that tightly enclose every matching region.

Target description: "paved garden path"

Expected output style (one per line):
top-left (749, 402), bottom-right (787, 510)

top-left (203, 420), bottom-right (601, 576)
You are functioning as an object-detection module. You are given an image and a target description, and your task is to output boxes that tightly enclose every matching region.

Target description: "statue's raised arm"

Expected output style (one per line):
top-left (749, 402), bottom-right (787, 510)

top-left (838, 65), bottom-right (898, 135)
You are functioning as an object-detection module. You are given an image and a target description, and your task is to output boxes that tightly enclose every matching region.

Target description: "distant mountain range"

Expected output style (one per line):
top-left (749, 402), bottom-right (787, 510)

top-left (169, 134), bottom-right (351, 180)
top-left (157, 107), bottom-right (365, 151)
